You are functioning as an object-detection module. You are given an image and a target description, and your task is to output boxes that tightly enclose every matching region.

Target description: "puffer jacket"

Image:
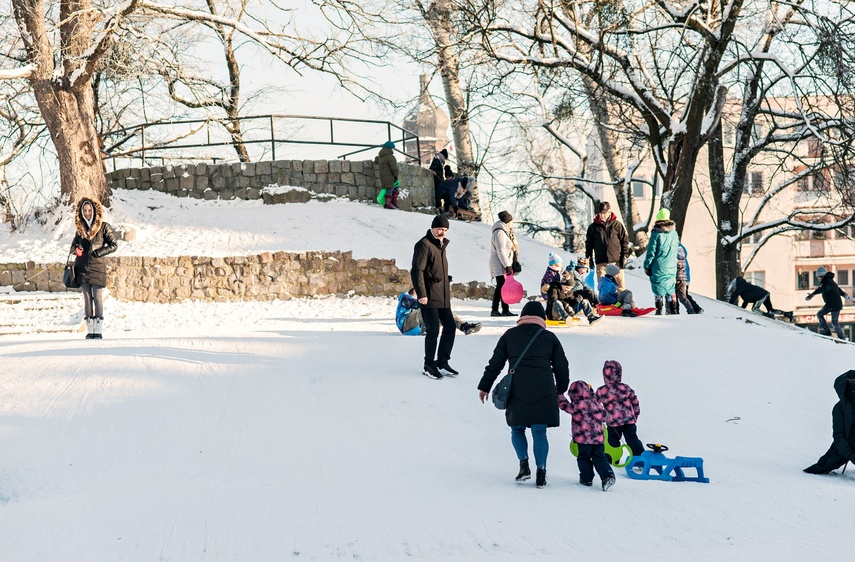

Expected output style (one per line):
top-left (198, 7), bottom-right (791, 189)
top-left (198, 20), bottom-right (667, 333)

top-left (540, 266), bottom-right (562, 299)
top-left (489, 221), bottom-right (516, 277)
top-left (411, 231), bottom-right (451, 308)
top-left (70, 198), bottom-right (118, 287)
top-left (558, 380), bottom-right (605, 444)
top-left (374, 146), bottom-right (399, 190)
top-left (478, 318), bottom-right (570, 428)
top-left (643, 219), bottom-right (679, 296)
top-left (728, 277), bottom-right (768, 306)
top-left (598, 275), bottom-right (620, 305)
top-left (396, 292), bottom-right (422, 335)
top-left (595, 360), bottom-right (640, 426)
top-left (676, 244), bottom-right (691, 282)
top-left (831, 370), bottom-right (855, 463)
top-left (808, 273), bottom-right (848, 311)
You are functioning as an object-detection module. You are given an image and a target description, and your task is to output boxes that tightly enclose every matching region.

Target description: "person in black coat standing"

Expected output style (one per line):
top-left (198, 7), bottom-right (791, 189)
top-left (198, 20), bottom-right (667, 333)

top-left (411, 214), bottom-right (457, 379)
top-left (70, 198), bottom-right (118, 339)
top-left (806, 266), bottom-right (852, 339)
top-left (585, 201), bottom-right (629, 291)
top-left (804, 371), bottom-right (855, 474)
top-left (478, 301), bottom-right (571, 488)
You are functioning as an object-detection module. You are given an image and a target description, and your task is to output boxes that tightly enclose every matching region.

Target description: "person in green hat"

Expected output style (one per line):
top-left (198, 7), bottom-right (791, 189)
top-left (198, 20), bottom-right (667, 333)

top-left (643, 208), bottom-right (679, 315)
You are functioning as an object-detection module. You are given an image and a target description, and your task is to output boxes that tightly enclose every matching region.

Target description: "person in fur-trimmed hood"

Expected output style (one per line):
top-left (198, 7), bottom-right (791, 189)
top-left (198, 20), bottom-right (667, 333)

top-left (595, 360), bottom-right (644, 458)
top-left (804, 371), bottom-right (855, 474)
top-left (558, 380), bottom-right (616, 491)
top-left (70, 198), bottom-right (118, 339)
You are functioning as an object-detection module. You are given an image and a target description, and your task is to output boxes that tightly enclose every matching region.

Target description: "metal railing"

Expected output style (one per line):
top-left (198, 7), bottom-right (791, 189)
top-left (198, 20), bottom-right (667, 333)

top-left (101, 114), bottom-right (421, 170)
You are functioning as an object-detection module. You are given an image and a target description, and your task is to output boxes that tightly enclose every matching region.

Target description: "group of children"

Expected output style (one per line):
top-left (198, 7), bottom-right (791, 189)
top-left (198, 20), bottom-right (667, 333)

top-left (540, 253), bottom-right (604, 324)
top-left (556, 359), bottom-right (644, 491)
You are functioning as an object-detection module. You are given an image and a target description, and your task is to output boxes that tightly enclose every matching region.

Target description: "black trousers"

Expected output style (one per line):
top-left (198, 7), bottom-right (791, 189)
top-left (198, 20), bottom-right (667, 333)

top-left (807, 443), bottom-right (850, 473)
top-left (607, 423), bottom-right (645, 457)
top-left (491, 275), bottom-right (510, 313)
top-left (422, 307), bottom-right (456, 365)
top-left (576, 443), bottom-right (614, 483)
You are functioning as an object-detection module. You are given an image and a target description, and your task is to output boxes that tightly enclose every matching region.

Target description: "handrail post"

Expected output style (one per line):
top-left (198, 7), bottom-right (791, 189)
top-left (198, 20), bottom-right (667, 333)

top-left (330, 118), bottom-right (334, 144)
top-left (141, 124), bottom-right (146, 165)
top-left (270, 115), bottom-right (276, 160)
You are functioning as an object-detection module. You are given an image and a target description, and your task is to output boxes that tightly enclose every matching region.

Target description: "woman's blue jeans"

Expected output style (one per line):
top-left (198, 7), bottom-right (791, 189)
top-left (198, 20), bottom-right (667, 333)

top-left (511, 425), bottom-right (548, 469)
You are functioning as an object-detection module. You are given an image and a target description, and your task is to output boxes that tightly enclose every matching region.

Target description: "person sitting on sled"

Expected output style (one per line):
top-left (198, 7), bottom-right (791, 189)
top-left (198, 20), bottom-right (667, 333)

top-left (558, 259), bottom-right (601, 324)
top-left (804, 371), bottom-right (855, 475)
top-left (540, 252), bottom-right (568, 321)
top-left (396, 288), bottom-right (481, 336)
top-left (598, 264), bottom-right (637, 317)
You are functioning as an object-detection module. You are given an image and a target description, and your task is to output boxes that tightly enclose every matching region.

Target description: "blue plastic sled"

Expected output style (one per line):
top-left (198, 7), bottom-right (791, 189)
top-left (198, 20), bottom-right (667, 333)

top-left (624, 444), bottom-right (709, 483)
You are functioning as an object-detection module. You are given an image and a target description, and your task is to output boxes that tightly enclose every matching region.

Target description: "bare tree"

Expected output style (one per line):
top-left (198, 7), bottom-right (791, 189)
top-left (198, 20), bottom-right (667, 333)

top-left (2, 0), bottom-right (361, 205)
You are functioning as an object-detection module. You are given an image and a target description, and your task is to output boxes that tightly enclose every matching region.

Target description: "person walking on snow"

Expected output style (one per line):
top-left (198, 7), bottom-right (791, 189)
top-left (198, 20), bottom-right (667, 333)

top-left (558, 380), bottom-right (616, 491)
top-left (374, 141), bottom-right (400, 209)
top-left (478, 301), bottom-right (570, 489)
top-left (586, 201), bottom-right (629, 291)
top-left (804, 371), bottom-right (855, 474)
top-left (643, 208), bottom-right (679, 315)
top-left (675, 243), bottom-right (703, 314)
top-left (595, 360), bottom-right (644, 459)
top-left (70, 198), bottom-right (118, 339)
top-left (411, 215), bottom-right (457, 379)
top-left (489, 211), bottom-right (519, 317)
top-left (806, 266), bottom-right (852, 339)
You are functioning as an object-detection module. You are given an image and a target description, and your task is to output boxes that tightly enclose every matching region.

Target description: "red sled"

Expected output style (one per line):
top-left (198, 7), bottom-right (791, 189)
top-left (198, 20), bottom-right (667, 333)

top-left (597, 304), bottom-right (656, 317)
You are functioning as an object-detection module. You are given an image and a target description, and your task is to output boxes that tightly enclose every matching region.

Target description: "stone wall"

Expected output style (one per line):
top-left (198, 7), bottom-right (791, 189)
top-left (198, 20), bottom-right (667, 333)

top-left (105, 159), bottom-right (435, 211)
top-left (0, 252), bottom-right (494, 303)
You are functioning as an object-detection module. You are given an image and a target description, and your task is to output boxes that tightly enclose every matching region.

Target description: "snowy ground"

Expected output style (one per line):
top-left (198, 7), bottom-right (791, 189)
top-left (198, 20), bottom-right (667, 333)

top-left (1, 192), bottom-right (853, 561)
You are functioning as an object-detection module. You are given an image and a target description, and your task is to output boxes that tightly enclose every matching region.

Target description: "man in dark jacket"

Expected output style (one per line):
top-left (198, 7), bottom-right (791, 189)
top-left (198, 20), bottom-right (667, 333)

top-left (428, 148), bottom-right (448, 213)
top-left (411, 214), bottom-right (457, 379)
top-left (726, 276), bottom-right (790, 319)
top-left (804, 371), bottom-right (855, 474)
top-left (585, 201), bottom-right (629, 291)
top-left (806, 266), bottom-right (851, 338)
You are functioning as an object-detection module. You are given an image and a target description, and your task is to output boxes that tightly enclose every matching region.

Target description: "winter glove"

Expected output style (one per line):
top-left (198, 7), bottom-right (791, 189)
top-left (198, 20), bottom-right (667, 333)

top-left (393, 179), bottom-right (400, 188)
top-left (805, 294), bottom-right (813, 301)
top-left (644, 268), bottom-right (652, 277)
top-left (74, 246), bottom-right (84, 257)
top-left (505, 266), bottom-right (513, 275)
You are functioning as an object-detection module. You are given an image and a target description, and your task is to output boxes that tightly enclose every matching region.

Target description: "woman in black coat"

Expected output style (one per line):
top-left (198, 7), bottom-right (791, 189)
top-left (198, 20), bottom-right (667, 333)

top-left (478, 301), bottom-right (570, 488)
top-left (804, 371), bottom-right (855, 474)
top-left (70, 198), bottom-right (118, 339)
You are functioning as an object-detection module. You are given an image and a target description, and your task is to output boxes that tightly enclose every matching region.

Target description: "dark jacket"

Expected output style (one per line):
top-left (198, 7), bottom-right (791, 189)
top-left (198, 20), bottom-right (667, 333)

top-left (478, 322), bottom-right (571, 428)
top-left (808, 273), bottom-right (848, 311)
top-left (585, 212), bottom-right (629, 266)
top-left (374, 146), bottom-right (398, 190)
top-left (410, 230), bottom-right (451, 308)
top-left (728, 277), bottom-right (768, 307)
top-left (429, 153), bottom-right (446, 188)
top-left (70, 198), bottom-right (118, 287)
top-left (831, 371), bottom-right (855, 464)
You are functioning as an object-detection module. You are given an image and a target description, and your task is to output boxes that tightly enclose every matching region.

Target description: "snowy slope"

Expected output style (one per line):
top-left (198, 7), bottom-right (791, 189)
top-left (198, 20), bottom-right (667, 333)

top-left (1, 192), bottom-right (853, 561)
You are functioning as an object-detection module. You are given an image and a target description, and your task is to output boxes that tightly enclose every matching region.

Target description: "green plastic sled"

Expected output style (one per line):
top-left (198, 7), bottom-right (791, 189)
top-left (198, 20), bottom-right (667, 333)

top-left (376, 189), bottom-right (387, 205)
top-left (569, 425), bottom-right (634, 468)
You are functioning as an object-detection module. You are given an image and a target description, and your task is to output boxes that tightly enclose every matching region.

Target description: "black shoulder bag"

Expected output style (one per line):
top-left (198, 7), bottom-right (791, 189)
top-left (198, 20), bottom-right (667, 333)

top-left (62, 252), bottom-right (79, 289)
top-left (492, 328), bottom-right (545, 410)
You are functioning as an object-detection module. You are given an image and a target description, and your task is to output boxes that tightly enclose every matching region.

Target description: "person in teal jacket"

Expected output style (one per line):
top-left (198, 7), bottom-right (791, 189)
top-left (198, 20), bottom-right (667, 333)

top-left (643, 208), bottom-right (679, 315)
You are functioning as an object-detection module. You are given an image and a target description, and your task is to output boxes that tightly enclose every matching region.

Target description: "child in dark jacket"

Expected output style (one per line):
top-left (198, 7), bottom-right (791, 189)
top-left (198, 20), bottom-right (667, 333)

top-left (595, 360), bottom-right (644, 459)
top-left (558, 380), bottom-right (616, 491)
top-left (806, 266), bottom-right (852, 339)
top-left (540, 252), bottom-right (568, 321)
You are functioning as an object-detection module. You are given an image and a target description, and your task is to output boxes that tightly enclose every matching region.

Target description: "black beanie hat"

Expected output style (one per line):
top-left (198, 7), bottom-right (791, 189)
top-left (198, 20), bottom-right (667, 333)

top-left (520, 301), bottom-right (546, 319)
top-left (498, 211), bottom-right (513, 223)
top-left (432, 215), bottom-right (450, 229)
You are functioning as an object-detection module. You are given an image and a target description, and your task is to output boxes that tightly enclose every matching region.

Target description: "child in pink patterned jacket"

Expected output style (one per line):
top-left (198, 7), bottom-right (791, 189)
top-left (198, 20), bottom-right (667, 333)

top-left (558, 380), bottom-right (616, 491)
top-left (595, 360), bottom-right (644, 460)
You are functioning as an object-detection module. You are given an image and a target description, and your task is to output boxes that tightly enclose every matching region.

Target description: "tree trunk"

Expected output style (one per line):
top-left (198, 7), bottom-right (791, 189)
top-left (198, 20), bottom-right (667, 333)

top-left (426, 0), bottom-right (482, 217)
top-left (709, 124), bottom-right (741, 299)
top-left (33, 80), bottom-right (111, 205)
top-left (584, 78), bottom-right (649, 254)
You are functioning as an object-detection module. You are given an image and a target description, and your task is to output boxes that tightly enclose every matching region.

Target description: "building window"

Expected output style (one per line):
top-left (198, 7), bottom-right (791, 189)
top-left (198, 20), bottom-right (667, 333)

top-left (797, 175), bottom-right (811, 191)
top-left (744, 171), bottom-right (764, 195)
top-left (813, 170), bottom-right (829, 192)
top-left (722, 123), bottom-right (735, 147)
top-left (839, 269), bottom-right (850, 286)
top-left (632, 180), bottom-right (645, 199)
top-left (807, 138), bottom-right (822, 158)
top-left (797, 271), bottom-right (811, 290)
top-left (746, 271), bottom-right (765, 288)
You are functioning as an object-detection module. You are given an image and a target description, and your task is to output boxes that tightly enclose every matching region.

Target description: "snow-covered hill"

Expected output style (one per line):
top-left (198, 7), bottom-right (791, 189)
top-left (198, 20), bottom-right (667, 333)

top-left (1, 192), bottom-right (853, 561)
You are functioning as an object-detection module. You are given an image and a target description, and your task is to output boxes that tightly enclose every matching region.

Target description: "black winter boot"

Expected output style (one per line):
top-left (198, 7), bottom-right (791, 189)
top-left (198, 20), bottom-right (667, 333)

top-left (672, 299), bottom-right (680, 314)
top-left (515, 459), bottom-right (531, 482)
top-left (535, 468), bottom-right (547, 488)
top-left (655, 300), bottom-right (663, 316)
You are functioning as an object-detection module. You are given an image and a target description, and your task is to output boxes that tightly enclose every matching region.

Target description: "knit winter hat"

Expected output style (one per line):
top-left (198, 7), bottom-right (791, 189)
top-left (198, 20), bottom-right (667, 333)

top-left (432, 215), bottom-right (450, 229)
top-left (816, 266), bottom-right (828, 278)
top-left (575, 257), bottom-right (589, 269)
top-left (605, 263), bottom-right (620, 277)
top-left (498, 211), bottom-right (513, 223)
top-left (440, 148), bottom-right (448, 158)
top-left (547, 252), bottom-right (563, 268)
top-left (520, 300), bottom-right (546, 319)
top-left (656, 208), bottom-right (671, 221)
top-left (382, 141), bottom-right (395, 149)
